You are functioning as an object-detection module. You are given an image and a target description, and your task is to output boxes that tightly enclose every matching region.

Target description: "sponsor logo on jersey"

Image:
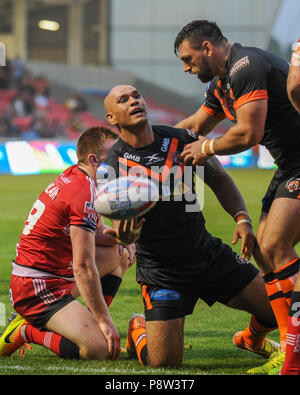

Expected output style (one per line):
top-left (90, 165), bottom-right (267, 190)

top-left (161, 137), bottom-right (170, 152)
top-left (229, 56), bottom-right (250, 77)
top-left (235, 254), bottom-right (249, 265)
top-left (144, 152), bottom-right (164, 165)
top-left (150, 289), bottom-right (180, 301)
top-left (84, 201), bottom-right (96, 214)
top-left (60, 175), bottom-right (71, 184)
top-left (124, 152), bottom-right (141, 162)
top-left (186, 129), bottom-right (197, 139)
top-left (83, 212), bottom-right (98, 230)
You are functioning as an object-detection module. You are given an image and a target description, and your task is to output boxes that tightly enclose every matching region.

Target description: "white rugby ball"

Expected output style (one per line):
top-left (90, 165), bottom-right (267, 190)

top-left (95, 176), bottom-right (159, 219)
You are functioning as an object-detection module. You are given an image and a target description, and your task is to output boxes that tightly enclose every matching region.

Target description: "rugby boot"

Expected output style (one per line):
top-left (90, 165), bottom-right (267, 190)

top-left (233, 330), bottom-right (280, 358)
top-left (0, 312), bottom-right (31, 357)
top-left (247, 350), bottom-right (285, 375)
top-left (125, 313), bottom-right (146, 359)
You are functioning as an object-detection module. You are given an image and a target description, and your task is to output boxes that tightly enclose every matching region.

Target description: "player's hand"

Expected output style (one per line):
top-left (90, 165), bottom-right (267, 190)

top-left (103, 217), bottom-right (145, 246)
top-left (98, 316), bottom-right (121, 360)
top-left (180, 135), bottom-right (211, 165)
top-left (119, 243), bottom-right (136, 267)
top-left (231, 222), bottom-right (255, 260)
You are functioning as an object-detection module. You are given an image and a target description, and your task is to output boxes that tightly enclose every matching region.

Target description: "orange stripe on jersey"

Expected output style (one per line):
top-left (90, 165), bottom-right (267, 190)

top-left (118, 137), bottom-right (181, 184)
top-left (142, 285), bottom-right (153, 310)
top-left (214, 89), bottom-right (235, 121)
top-left (161, 138), bottom-right (179, 183)
top-left (234, 90), bottom-right (268, 111)
top-left (201, 104), bottom-right (227, 120)
top-left (201, 104), bottom-right (216, 117)
top-left (118, 157), bottom-right (161, 181)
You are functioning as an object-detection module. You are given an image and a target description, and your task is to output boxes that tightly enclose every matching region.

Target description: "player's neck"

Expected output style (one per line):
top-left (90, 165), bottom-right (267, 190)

top-left (215, 42), bottom-right (232, 79)
top-left (78, 163), bottom-right (96, 181)
top-left (120, 123), bottom-right (154, 148)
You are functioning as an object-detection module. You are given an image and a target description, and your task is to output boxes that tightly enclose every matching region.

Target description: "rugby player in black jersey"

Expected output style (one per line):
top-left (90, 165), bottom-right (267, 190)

top-left (98, 84), bottom-right (279, 369)
top-left (176, 20), bottom-right (300, 375)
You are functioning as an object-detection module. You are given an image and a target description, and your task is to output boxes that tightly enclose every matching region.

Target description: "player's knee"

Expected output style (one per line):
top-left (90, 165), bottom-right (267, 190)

top-left (79, 338), bottom-right (108, 360)
top-left (259, 239), bottom-right (277, 263)
top-left (110, 244), bottom-right (130, 278)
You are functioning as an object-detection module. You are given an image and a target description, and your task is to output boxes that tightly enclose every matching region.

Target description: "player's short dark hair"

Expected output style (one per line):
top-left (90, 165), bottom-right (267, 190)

top-left (77, 126), bottom-right (118, 163)
top-left (174, 20), bottom-right (227, 55)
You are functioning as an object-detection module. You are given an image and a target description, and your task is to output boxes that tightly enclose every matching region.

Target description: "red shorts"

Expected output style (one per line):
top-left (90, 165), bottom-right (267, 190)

top-left (10, 275), bottom-right (76, 329)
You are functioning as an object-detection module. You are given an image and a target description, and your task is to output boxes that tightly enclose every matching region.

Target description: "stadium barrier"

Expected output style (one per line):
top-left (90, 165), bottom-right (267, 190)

top-left (0, 140), bottom-right (276, 175)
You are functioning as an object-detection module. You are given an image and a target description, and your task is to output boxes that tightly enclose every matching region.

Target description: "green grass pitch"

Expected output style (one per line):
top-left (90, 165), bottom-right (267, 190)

top-left (0, 169), bottom-right (293, 375)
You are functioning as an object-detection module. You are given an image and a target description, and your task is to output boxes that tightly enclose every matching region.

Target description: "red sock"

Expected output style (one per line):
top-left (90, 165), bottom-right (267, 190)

top-left (24, 324), bottom-right (79, 359)
top-left (281, 292), bottom-right (300, 375)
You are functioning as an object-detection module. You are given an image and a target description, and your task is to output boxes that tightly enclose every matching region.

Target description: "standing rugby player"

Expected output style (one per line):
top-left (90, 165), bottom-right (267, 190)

top-left (175, 20), bottom-right (300, 375)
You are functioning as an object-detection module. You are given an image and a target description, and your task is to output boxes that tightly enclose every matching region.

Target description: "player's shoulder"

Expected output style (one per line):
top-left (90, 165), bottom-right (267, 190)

top-left (152, 124), bottom-right (198, 143)
top-left (228, 43), bottom-right (270, 80)
top-left (53, 165), bottom-right (96, 201)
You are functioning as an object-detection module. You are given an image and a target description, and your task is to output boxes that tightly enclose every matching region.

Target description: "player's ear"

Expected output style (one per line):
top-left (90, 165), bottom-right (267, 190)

top-left (87, 153), bottom-right (100, 167)
top-left (202, 40), bottom-right (213, 56)
top-left (106, 112), bottom-right (118, 126)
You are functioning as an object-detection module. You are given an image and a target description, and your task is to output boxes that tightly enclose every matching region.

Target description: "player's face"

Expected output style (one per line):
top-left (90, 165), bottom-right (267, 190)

top-left (108, 86), bottom-right (148, 129)
top-left (178, 40), bottom-right (214, 83)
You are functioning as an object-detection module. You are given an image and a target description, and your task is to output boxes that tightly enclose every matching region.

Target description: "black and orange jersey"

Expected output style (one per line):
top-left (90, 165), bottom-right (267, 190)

top-left (97, 125), bottom-right (217, 270)
top-left (202, 43), bottom-right (300, 169)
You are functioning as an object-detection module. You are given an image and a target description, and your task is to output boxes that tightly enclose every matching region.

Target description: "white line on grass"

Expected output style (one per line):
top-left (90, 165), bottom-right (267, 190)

top-left (0, 364), bottom-right (198, 375)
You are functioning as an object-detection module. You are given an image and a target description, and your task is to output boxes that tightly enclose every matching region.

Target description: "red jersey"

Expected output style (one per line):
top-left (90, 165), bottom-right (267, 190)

top-left (13, 165), bottom-right (100, 279)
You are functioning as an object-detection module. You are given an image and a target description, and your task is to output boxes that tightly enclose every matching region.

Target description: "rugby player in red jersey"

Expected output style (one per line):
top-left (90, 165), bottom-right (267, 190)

top-left (99, 84), bottom-right (279, 369)
top-left (278, 39), bottom-right (300, 375)
top-left (176, 20), bottom-right (300, 374)
top-left (0, 126), bottom-right (143, 361)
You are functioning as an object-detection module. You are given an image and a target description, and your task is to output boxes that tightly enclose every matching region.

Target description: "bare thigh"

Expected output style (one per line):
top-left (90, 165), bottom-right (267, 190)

top-left (227, 273), bottom-right (277, 327)
top-left (259, 198), bottom-right (300, 270)
top-left (253, 211), bottom-right (273, 274)
top-left (45, 299), bottom-right (108, 360)
top-left (145, 318), bottom-right (185, 368)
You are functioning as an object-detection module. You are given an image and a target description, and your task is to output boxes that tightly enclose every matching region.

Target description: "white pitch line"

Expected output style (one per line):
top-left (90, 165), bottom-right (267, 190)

top-left (0, 364), bottom-right (197, 375)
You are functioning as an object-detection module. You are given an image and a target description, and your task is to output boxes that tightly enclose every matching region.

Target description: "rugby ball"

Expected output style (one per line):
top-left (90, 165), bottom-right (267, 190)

top-left (94, 176), bottom-right (159, 219)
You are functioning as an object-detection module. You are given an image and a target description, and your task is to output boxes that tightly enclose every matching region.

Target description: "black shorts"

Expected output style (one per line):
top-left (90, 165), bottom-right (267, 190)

top-left (137, 245), bottom-right (259, 322)
top-left (262, 167), bottom-right (300, 213)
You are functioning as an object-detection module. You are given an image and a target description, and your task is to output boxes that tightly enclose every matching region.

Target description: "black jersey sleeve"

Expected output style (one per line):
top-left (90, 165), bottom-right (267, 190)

top-left (229, 49), bottom-right (269, 111)
top-left (152, 124), bottom-right (199, 144)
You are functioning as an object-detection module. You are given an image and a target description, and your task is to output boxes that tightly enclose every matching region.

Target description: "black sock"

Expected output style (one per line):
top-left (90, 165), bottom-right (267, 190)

top-left (59, 337), bottom-right (80, 359)
top-left (100, 274), bottom-right (122, 307)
